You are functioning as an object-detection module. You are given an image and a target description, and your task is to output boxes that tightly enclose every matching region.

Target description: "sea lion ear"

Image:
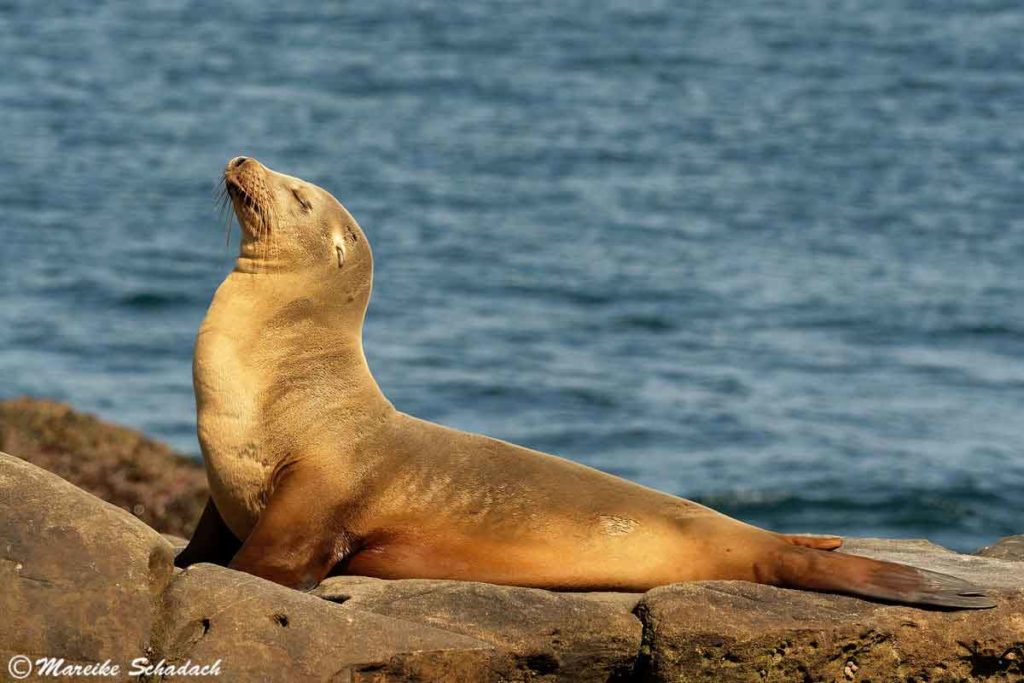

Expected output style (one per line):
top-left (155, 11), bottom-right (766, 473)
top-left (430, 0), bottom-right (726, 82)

top-left (333, 235), bottom-right (346, 269)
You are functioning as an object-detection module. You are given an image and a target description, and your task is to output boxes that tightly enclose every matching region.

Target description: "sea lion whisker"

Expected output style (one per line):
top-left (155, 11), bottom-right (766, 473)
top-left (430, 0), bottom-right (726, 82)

top-left (214, 183), bottom-right (236, 248)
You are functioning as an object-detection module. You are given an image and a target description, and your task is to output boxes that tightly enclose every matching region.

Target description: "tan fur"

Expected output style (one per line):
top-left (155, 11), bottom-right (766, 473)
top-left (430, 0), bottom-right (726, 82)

top-left (190, 158), bottom-right (992, 609)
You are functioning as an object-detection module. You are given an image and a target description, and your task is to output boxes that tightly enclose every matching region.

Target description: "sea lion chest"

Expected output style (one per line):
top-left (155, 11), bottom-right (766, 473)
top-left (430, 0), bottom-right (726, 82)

top-left (192, 283), bottom-right (285, 539)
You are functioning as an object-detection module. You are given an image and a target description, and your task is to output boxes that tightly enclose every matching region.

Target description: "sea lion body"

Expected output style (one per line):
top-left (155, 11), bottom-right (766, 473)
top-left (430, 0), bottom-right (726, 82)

top-left (196, 270), bottom-right (745, 590)
top-left (180, 157), bottom-right (993, 608)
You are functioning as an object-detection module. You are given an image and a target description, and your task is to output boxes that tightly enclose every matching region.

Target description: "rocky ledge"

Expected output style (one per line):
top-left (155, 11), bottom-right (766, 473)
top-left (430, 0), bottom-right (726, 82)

top-left (0, 398), bottom-right (206, 537)
top-left (1, 402), bottom-right (1022, 681)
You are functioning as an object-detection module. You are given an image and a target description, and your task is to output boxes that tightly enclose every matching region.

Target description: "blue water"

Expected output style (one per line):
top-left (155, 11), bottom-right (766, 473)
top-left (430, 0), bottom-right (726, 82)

top-left (1, 1), bottom-right (1022, 551)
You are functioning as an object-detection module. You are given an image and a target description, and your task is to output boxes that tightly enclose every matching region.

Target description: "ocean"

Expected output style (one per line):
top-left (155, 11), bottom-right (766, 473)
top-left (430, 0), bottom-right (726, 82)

top-left (1, 0), bottom-right (1022, 550)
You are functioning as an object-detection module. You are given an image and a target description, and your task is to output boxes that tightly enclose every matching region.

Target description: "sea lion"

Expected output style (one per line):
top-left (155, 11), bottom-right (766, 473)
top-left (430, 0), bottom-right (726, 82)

top-left (177, 157), bottom-right (993, 609)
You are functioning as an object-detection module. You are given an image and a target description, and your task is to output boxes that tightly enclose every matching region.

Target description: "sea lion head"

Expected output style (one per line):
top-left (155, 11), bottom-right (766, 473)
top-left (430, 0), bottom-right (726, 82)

top-left (222, 157), bottom-right (371, 300)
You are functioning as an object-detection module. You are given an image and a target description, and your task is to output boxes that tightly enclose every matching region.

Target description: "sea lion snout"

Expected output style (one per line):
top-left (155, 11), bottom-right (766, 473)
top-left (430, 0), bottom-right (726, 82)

top-left (223, 158), bottom-right (272, 243)
top-left (224, 156), bottom-right (265, 181)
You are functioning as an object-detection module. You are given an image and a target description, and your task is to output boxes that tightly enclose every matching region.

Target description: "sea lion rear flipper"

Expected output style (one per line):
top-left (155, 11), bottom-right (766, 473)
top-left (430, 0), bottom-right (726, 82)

top-left (175, 497), bottom-right (242, 568)
top-left (228, 464), bottom-right (352, 591)
top-left (778, 533), bottom-right (843, 551)
top-left (774, 546), bottom-right (997, 609)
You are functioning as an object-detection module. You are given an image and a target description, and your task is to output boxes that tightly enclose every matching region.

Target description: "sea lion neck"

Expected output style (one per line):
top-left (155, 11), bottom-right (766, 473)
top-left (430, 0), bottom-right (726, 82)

top-left (198, 271), bottom-right (391, 427)
top-left (233, 256), bottom-right (288, 275)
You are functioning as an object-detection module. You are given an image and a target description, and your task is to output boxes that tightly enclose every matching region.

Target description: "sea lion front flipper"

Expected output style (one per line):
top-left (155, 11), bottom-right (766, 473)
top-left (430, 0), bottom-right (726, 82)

top-left (175, 497), bottom-right (242, 568)
top-left (228, 464), bottom-right (352, 591)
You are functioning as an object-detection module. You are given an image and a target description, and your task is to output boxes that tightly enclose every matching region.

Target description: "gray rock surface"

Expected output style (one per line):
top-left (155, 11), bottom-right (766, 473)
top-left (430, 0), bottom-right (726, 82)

top-left (0, 451), bottom-right (176, 668)
top-left (975, 535), bottom-right (1024, 562)
top-left (313, 575), bottom-right (643, 680)
top-left (155, 565), bottom-right (497, 681)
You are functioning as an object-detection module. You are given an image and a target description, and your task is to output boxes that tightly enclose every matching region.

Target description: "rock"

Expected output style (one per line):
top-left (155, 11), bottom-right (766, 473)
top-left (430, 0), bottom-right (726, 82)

top-left (841, 537), bottom-right (957, 557)
top-left (3, 432), bottom-right (1024, 681)
top-left (162, 534), bottom-right (188, 553)
top-left (975, 535), bottom-right (1024, 562)
top-left (314, 576), bottom-right (643, 680)
top-left (153, 565), bottom-right (498, 681)
top-left (0, 451), bottom-right (176, 666)
top-left (635, 538), bottom-right (1024, 681)
top-left (0, 397), bottom-right (207, 537)
top-left (1, 453), bottom-right (499, 681)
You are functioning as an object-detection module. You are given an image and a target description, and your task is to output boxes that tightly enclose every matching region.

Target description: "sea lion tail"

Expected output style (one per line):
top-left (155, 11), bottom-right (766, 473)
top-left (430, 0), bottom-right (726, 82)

top-left (773, 546), bottom-right (996, 609)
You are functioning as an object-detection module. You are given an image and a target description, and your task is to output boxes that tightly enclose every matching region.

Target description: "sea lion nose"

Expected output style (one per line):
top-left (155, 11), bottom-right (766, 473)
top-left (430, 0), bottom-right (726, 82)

top-left (229, 156), bottom-right (249, 169)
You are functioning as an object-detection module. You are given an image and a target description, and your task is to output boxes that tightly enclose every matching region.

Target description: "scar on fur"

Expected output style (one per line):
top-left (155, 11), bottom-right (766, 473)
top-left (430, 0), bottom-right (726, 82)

top-left (600, 515), bottom-right (638, 536)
